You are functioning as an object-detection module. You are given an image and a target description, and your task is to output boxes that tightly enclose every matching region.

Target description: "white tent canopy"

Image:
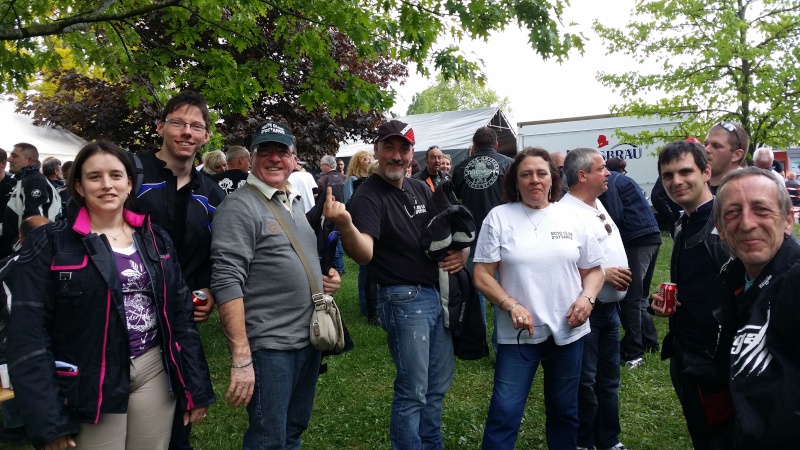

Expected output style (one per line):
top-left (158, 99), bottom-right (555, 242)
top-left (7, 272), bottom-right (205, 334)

top-left (336, 107), bottom-right (516, 165)
top-left (0, 101), bottom-right (86, 163)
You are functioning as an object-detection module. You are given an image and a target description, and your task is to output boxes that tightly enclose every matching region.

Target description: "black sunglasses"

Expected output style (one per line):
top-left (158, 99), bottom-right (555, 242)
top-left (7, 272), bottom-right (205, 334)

top-left (715, 121), bottom-right (743, 150)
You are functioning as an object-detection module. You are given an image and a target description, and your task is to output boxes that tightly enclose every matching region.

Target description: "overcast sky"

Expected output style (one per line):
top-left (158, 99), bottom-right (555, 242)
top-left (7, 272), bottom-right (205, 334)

top-left (389, 0), bottom-right (650, 125)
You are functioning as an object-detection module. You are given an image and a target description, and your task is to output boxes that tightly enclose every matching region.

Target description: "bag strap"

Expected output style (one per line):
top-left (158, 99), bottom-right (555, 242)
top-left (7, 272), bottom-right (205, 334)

top-left (246, 183), bottom-right (322, 295)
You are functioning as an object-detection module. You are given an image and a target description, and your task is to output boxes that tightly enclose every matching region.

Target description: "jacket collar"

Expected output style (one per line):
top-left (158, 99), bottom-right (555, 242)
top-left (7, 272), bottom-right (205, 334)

top-left (72, 207), bottom-right (146, 236)
top-left (15, 163), bottom-right (41, 179)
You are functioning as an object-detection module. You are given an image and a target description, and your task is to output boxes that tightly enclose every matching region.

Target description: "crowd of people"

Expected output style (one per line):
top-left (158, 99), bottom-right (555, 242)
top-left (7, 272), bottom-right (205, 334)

top-left (0, 90), bottom-right (798, 450)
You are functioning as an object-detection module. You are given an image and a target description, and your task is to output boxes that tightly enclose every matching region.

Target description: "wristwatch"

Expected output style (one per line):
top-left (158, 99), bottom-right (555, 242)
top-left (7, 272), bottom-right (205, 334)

top-left (582, 294), bottom-right (596, 308)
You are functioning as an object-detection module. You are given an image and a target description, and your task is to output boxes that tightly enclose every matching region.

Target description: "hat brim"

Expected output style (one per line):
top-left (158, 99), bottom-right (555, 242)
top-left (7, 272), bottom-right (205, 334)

top-left (251, 133), bottom-right (294, 148)
top-left (376, 133), bottom-right (415, 146)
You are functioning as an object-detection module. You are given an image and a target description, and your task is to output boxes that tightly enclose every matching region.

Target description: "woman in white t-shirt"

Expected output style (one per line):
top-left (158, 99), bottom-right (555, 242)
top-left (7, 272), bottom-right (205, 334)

top-left (474, 147), bottom-right (605, 450)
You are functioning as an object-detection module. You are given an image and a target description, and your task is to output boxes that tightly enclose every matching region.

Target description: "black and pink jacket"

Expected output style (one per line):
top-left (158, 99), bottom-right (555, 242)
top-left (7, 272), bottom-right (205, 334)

top-left (7, 208), bottom-right (215, 449)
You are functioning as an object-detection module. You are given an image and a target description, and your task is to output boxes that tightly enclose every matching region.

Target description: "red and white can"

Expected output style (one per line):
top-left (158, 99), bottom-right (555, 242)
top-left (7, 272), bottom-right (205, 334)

top-left (192, 290), bottom-right (208, 306)
top-left (657, 282), bottom-right (677, 315)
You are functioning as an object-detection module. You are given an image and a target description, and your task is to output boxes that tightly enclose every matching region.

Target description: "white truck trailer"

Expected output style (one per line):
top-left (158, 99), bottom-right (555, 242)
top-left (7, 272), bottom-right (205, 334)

top-left (517, 114), bottom-right (684, 197)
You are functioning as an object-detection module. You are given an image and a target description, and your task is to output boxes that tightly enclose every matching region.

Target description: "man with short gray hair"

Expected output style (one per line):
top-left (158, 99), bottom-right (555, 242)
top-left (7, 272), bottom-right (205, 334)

top-left (210, 145), bottom-right (251, 194)
top-left (316, 155), bottom-right (345, 202)
top-left (714, 167), bottom-right (800, 447)
top-left (561, 148), bottom-right (632, 450)
top-left (753, 147), bottom-right (783, 181)
top-left (41, 157), bottom-right (68, 211)
top-left (41, 157), bottom-right (63, 184)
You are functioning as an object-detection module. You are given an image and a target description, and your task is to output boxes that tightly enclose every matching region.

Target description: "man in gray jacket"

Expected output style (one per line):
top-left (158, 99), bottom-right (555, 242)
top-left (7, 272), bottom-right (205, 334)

top-left (211, 120), bottom-right (340, 449)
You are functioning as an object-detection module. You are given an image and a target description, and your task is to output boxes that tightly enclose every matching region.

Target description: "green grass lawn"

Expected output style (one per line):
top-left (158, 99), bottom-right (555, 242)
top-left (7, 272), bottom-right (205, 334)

top-left (3, 232), bottom-right (693, 449)
top-left (187, 231), bottom-right (691, 449)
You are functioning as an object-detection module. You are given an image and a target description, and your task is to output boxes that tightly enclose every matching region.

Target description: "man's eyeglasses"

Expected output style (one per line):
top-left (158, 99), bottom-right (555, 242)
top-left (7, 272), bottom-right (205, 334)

top-left (598, 213), bottom-right (613, 235)
top-left (164, 118), bottom-right (207, 133)
top-left (715, 121), bottom-right (743, 150)
top-left (255, 146), bottom-right (293, 159)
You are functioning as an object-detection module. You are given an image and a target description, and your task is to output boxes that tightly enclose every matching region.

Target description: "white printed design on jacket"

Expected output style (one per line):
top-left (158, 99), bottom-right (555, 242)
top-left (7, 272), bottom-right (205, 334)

top-left (731, 308), bottom-right (772, 377)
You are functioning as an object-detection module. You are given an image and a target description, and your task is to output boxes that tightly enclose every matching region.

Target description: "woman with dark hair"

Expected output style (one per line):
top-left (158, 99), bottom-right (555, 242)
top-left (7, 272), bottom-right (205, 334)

top-left (474, 147), bottom-right (605, 449)
top-left (8, 140), bottom-right (215, 449)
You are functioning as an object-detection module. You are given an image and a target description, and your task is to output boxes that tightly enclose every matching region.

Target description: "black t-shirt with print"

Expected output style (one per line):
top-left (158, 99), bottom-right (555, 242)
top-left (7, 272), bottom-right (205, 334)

top-left (347, 174), bottom-right (438, 287)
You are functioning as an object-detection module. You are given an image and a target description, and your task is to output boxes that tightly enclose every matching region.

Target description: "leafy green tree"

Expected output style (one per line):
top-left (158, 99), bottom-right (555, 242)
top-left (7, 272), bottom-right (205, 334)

top-left (20, 22), bottom-right (407, 158)
top-left (406, 75), bottom-right (511, 115)
top-left (594, 0), bottom-right (800, 152)
top-left (2, 0), bottom-right (582, 119)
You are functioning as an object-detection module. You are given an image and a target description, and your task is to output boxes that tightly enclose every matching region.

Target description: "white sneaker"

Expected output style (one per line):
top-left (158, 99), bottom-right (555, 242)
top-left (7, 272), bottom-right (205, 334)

top-left (600, 443), bottom-right (627, 450)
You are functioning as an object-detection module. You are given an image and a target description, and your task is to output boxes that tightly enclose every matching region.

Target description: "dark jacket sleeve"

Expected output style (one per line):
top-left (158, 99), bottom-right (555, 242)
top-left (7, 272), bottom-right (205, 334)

top-left (7, 226), bottom-right (80, 448)
top-left (153, 225), bottom-right (215, 410)
top-left (22, 176), bottom-right (54, 219)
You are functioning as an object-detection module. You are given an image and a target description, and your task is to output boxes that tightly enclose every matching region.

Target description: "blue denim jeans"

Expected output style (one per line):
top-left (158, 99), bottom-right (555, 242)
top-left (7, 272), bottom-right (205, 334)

top-left (578, 302), bottom-right (622, 449)
top-left (243, 346), bottom-right (321, 450)
top-left (620, 244), bottom-right (661, 360)
top-left (378, 285), bottom-right (454, 450)
top-left (358, 264), bottom-right (368, 316)
top-left (466, 253), bottom-right (493, 353)
top-left (482, 337), bottom-right (584, 450)
top-left (334, 240), bottom-right (345, 275)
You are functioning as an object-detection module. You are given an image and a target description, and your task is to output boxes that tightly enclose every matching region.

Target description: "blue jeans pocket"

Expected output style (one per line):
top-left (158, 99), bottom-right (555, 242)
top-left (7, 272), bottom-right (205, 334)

top-left (386, 288), bottom-right (419, 304)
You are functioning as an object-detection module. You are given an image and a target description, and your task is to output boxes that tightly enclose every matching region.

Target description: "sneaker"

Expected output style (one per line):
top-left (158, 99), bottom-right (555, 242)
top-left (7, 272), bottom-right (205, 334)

top-left (577, 447), bottom-right (595, 450)
top-left (623, 357), bottom-right (643, 369)
top-left (599, 443), bottom-right (627, 450)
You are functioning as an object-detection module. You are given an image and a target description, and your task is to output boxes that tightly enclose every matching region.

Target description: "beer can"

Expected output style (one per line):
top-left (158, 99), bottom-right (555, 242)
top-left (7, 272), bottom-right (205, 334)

top-left (657, 282), bottom-right (677, 315)
top-left (192, 290), bottom-right (208, 306)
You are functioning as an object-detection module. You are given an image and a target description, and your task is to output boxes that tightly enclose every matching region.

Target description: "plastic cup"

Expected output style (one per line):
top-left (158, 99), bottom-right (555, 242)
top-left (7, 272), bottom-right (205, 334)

top-left (0, 364), bottom-right (10, 389)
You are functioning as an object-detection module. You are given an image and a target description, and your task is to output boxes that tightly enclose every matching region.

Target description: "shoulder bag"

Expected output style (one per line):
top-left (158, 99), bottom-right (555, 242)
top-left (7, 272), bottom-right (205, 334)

top-left (246, 184), bottom-right (344, 352)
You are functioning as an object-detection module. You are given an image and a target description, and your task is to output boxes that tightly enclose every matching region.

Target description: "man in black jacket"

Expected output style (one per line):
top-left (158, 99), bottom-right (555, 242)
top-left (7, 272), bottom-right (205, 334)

top-left (452, 127), bottom-right (512, 237)
top-left (209, 145), bottom-right (250, 194)
top-left (0, 143), bottom-right (60, 258)
top-left (0, 149), bottom-right (16, 221)
top-left (413, 145), bottom-right (451, 192)
top-left (715, 167), bottom-right (800, 448)
top-left (651, 140), bottom-right (733, 449)
top-left (452, 127), bottom-right (512, 339)
top-left (0, 215), bottom-right (50, 445)
top-left (134, 91), bottom-right (225, 450)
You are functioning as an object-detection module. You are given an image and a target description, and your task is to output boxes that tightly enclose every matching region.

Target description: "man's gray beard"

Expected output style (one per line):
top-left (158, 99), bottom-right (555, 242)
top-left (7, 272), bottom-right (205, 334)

top-left (384, 166), bottom-right (405, 181)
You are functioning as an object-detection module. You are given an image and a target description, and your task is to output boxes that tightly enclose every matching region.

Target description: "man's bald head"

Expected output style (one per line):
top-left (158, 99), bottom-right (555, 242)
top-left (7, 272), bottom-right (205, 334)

top-left (20, 216), bottom-right (51, 243)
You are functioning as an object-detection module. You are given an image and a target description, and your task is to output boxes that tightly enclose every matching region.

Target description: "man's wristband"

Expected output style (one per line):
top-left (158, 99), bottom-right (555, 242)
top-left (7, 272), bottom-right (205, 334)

top-left (231, 360), bottom-right (253, 369)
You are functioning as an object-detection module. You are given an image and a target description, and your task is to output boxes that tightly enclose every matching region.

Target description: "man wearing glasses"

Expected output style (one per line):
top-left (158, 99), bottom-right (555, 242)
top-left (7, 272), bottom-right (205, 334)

top-left (211, 121), bottom-right (341, 449)
top-left (703, 121), bottom-right (748, 194)
top-left (135, 91), bottom-right (225, 450)
top-left (561, 148), bottom-right (632, 450)
top-left (413, 145), bottom-right (451, 192)
top-left (651, 140), bottom-right (734, 449)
